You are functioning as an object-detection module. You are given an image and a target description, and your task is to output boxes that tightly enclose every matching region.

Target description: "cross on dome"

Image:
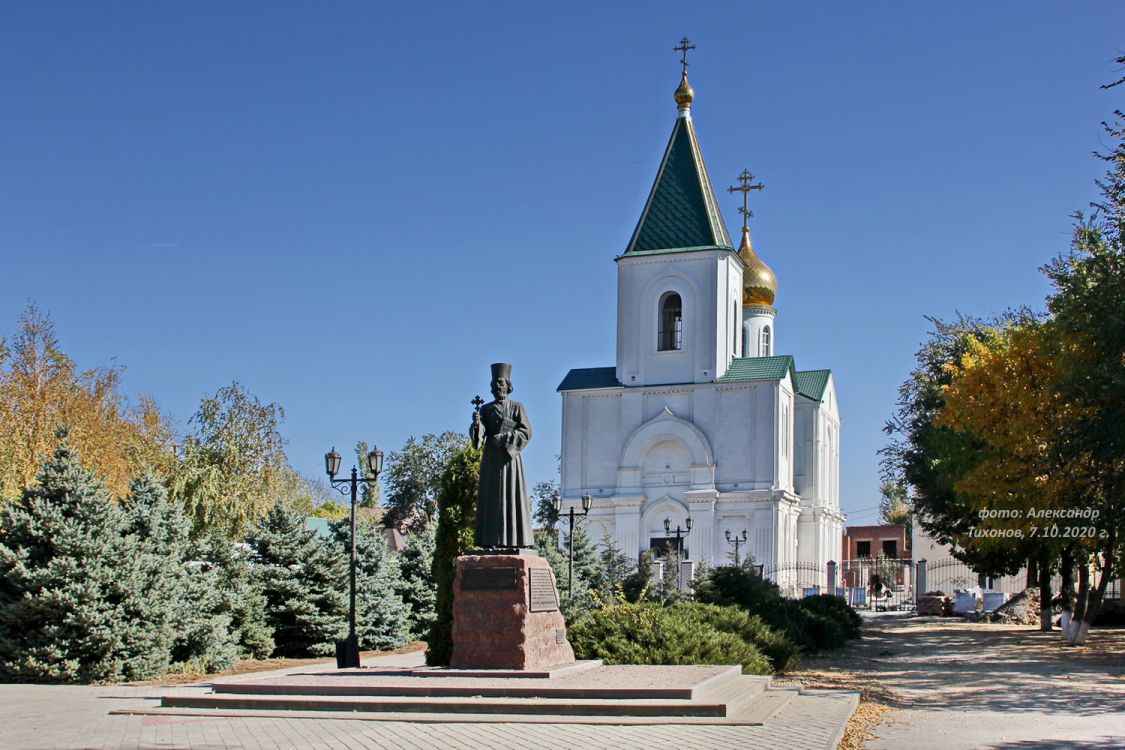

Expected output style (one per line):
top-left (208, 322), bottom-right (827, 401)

top-left (727, 169), bottom-right (765, 231)
top-left (674, 37), bottom-right (696, 74)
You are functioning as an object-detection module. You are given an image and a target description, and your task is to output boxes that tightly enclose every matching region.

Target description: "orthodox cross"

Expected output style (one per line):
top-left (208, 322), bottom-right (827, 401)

top-left (727, 169), bottom-right (765, 230)
top-left (674, 37), bottom-right (695, 74)
top-left (471, 395), bottom-right (485, 412)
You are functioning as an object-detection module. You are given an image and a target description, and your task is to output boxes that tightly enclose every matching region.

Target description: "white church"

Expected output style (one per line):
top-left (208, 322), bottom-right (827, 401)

top-left (556, 56), bottom-right (845, 591)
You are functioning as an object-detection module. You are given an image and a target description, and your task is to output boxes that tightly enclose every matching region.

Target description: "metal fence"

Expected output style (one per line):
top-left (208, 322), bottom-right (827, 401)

top-left (730, 556), bottom-right (1121, 606)
top-left (761, 561), bottom-right (828, 599)
top-left (837, 556), bottom-right (915, 610)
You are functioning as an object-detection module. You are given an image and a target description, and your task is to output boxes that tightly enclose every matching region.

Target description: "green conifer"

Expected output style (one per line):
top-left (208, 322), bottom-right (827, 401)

top-left (395, 521), bottom-right (436, 640)
top-left (425, 445), bottom-right (479, 666)
top-left (247, 503), bottom-right (348, 657)
top-left (124, 474), bottom-right (238, 673)
top-left (0, 437), bottom-right (151, 681)
top-left (193, 533), bottom-right (273, 659)
top-left (329, 518), bottom-right (409, 651)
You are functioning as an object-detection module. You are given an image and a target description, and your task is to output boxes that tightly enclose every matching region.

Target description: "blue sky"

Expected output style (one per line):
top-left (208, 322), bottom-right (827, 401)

top-left (1, 3), bottom-right (1122, 524)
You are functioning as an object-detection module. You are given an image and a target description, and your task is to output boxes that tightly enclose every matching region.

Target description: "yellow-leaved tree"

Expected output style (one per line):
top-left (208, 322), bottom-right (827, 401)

top-left (0, 305), bottom-right (177, 503)
top-left (938, 321), bottom-right (1097, 633)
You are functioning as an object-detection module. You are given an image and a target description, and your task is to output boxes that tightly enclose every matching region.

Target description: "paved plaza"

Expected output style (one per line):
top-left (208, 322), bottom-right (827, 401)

top-left (0, 651), bottom-right (851, 750)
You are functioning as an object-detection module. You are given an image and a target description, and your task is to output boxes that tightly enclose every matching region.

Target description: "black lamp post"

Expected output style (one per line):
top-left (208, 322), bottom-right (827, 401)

top-left (663, 516), bottom-right (693, 590)
top-left (725, 529), bottom-right (748, 566)
top-left (324, 445), bottom-right (383, 669)
top-left (552, 493), bottom-right (592, 598)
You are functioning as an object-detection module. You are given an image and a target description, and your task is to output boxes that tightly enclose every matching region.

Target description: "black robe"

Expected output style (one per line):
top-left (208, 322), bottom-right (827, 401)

top-left (470, 398), bottom-right (533, 548)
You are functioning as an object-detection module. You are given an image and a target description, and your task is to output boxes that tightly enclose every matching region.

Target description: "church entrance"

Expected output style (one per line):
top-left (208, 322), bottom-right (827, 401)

top-left (650, 537), bottom-right (686, 558)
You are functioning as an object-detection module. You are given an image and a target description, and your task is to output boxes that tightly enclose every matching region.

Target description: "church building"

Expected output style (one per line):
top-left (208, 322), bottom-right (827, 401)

top-left (556, 47), bottom-right (845, 592)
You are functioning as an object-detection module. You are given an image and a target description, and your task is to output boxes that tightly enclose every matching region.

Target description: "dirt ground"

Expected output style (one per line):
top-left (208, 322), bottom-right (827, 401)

top-left (775, 614), bottom-right (1125, 750)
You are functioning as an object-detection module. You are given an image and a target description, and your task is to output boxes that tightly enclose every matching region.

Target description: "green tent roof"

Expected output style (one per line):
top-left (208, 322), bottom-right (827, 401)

top-left (557, 367), bottom-right (623, 392)
top-left (623, 115), bottom-right (733, 255)
top-left (718, 355), bottom-right (796, 383)
top-left (795, 370), bottom-right (832, 402)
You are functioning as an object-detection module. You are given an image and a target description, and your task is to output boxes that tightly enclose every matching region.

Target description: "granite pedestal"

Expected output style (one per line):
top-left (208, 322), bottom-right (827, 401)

top-left (450, 552), bottom-right (575, 670)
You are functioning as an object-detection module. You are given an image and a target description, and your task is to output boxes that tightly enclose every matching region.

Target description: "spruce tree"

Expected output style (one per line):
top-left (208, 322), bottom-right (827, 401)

top-left (329, 518), bottom-right (409, 651)
top-left (193, 533), bottom-right (273, 659)
top-left (124, 474), bottom-right (238, 673)
top-left (247, 503), bottom-right (348, 657)
top-left (395, 521), bottom-right (436, 640)
top-left (0, 437), bottom-right (152, 682)
top-left (592, 530), bottom-right (635, 602)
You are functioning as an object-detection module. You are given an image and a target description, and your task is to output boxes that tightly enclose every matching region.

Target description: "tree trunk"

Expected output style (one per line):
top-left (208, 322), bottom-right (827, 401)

top-left (1067, 562), bottom-right (1091, 645)
top-left (1059, 547), bottom-right (1075, 640)
top-left (1074, 535), bottom-right (1118, 646)
top-left (1036, 552), bottom-right (1052, 632)
top-left (1026, 555), bottom-right (1038, 589)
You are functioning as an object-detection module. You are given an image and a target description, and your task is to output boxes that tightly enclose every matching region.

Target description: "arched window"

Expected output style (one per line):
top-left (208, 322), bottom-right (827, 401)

top-left (658, 292), bottom-right (683, 351)
top-left (760, 325), bottom-right (771, 357)
top-left (732, 301), bottom-right (739, 355)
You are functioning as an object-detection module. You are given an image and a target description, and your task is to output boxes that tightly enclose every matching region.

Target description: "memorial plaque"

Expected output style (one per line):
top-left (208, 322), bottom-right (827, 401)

top-left (528, 568), bottom-right (559, 612)
top-left (461, 566), bottom-right (519, 591)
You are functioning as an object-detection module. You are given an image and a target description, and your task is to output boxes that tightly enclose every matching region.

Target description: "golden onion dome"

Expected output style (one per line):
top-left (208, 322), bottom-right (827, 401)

top-left (674, 71), bottom-right (694, 109)
top-left (738, 226), bottom-right (777, 306)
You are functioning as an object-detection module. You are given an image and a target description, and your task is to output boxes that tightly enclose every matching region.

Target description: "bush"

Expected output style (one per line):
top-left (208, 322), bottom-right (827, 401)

top-left (569, 601), bottom-right (772, 675)
top-left (798, 595), bottom-right (862, 640)
top-left (694, 565), bottom-right (860, 654)
top-left (668, 602), bottom-right (801, 672)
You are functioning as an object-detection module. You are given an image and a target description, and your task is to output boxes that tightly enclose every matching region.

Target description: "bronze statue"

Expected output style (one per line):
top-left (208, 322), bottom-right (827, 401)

top-left (470, 363), bottom-right (534, 549)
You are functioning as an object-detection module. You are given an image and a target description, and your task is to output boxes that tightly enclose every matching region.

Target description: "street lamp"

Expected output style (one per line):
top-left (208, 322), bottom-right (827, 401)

top-left (324, 445), bottom-right (383, 669)
top-left (663, 515), bottom-right (693, 553)
top-left (552, 493), bottom-right (592, 598)
top-left (663, 516), bottom-right (693, 590)
top-left (725, 529), bottom-right (748, 566)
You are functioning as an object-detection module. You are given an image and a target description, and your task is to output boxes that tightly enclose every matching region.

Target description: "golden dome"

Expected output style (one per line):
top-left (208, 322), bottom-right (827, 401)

top-left (738, 226), bottom-right (777, 306)
top-left (674, 71), bottom-right (694, 108)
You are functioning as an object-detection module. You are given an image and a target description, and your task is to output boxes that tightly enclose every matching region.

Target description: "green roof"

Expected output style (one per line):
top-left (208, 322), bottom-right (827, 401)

top-left (718, 355), bottom-right (796, 383)
top-left (795, 370), bottom-right (831, 402)
top-left (304, 516), bottom-right (332, 539)
top-left (557, 367), bottom-right (623, 392)
top-left (624, 115), bottom-right (733, 255)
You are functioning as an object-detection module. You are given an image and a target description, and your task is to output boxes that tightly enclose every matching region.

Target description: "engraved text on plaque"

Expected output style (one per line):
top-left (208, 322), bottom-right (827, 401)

top-left (528, 568), bottom-right (559, 612)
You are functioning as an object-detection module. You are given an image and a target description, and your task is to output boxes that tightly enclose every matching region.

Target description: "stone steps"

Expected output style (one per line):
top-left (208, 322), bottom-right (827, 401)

top-left (119, 689), bottom-right (844, 731)
top-left (209, 664), bottom-right (743, 701)
top-left (162, 680), bottom-right (761, 717)
top-left (116, 661), bottom-right (858, 744)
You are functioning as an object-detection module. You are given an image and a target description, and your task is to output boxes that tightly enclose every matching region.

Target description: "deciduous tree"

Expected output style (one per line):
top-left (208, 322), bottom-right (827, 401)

top-left (172, 382), bottom-right (287, 539)
top-left (0, 306), bottom-right (176, 503)
top-left (382, 432), bottom-right (467, 531)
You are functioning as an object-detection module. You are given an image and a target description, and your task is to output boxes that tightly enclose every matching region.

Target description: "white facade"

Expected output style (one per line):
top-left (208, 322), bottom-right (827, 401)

top-left (556, 69), bottom-right (845, 591)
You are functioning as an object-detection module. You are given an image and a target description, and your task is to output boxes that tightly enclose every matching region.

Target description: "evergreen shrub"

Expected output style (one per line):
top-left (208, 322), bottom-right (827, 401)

top-left (568, 601), bottom-right (772, 675)
top-left (667, 602), bottom-right (801, 672)
top-left (798, 594), bottom-right (862, 640)
top-left (694, 565), bottom-right (860, 652)
top-left (425, 445), bottom-right (480, 666)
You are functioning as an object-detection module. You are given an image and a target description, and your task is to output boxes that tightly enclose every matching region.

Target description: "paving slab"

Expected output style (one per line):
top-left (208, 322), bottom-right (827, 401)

top-left (1, 649), bottom-right (857, 750)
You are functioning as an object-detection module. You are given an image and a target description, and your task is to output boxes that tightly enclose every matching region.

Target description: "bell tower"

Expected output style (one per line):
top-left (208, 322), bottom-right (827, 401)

top-left (615, 40), bottom-right (744, 386)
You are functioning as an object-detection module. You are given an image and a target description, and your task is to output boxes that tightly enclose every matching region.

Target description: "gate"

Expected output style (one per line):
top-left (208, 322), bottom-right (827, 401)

top-left (837, 556), bottom-right (915, 610)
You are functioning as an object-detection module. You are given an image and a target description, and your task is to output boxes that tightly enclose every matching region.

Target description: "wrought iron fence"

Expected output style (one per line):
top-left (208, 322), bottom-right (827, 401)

top-left (923, 557), bottom-right (1049, 597)
top-left (761, 561), bottom-right (827, 599)
top-left (837, 556), bottom-right (915, 610)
